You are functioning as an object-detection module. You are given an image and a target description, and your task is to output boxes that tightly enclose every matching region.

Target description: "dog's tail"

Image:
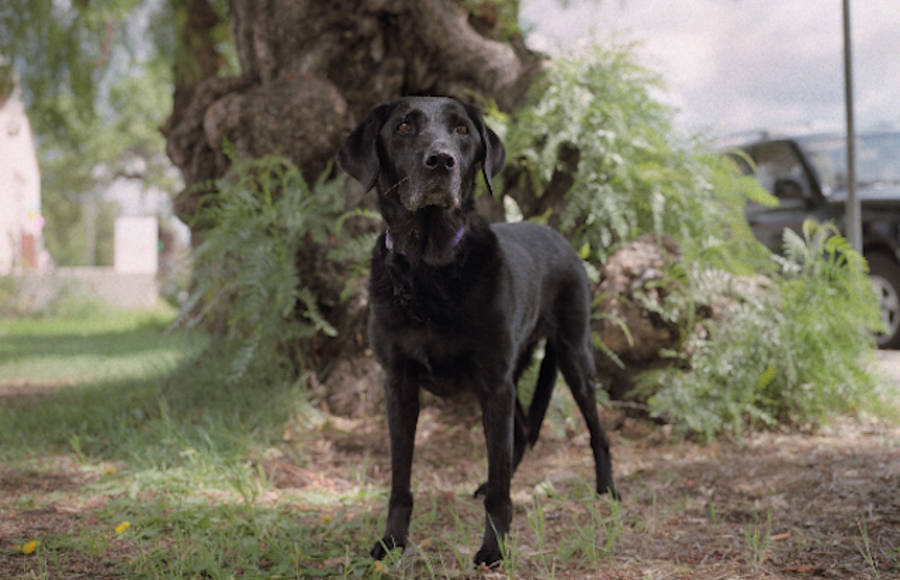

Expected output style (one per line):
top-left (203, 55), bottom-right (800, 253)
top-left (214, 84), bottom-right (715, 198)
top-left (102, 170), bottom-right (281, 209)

top-left (527, 342), bottom-right (558, 447)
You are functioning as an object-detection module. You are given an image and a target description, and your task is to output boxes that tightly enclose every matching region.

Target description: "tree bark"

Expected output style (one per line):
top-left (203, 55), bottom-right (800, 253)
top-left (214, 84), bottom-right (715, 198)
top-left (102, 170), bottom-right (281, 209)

top-left (165, 0), bottom-right (543, 225)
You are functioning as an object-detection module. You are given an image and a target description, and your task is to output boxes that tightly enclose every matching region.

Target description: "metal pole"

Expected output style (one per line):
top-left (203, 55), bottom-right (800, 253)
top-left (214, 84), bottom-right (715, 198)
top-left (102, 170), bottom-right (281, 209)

top-left (843, 0), bottom-right (861, 252)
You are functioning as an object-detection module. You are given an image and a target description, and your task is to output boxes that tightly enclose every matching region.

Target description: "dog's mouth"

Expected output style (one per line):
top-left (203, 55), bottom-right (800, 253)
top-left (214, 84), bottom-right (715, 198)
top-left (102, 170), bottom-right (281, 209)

top-left (419, 197), bottom-right (457, 210)
top-left (401, 192), bottom-right (460, 213)
top-left (399, 175), bottom-right (461, 212)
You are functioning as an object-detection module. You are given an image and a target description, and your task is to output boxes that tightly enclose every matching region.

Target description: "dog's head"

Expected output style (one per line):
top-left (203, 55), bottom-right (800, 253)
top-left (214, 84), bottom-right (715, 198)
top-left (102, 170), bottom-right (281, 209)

top-left (338, 96), bottom-right (505, 215)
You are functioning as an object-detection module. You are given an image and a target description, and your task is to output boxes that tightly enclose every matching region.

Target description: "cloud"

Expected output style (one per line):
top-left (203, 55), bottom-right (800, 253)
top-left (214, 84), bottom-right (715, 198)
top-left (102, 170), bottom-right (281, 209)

top-left (522, 0), bottom-right (900, 134)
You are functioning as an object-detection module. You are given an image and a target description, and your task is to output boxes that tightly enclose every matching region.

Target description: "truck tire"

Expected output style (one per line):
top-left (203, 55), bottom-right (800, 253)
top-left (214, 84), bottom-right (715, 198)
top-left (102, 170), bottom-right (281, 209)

top-left (867, 253), bottom-right (900, 349)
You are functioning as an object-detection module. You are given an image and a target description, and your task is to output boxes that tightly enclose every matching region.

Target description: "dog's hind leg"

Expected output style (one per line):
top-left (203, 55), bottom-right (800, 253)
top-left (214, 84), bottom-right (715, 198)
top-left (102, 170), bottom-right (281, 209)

top-left (526, 341), bottom-right (558, 447)
top-left (556, 338), bottom-right (619, 499)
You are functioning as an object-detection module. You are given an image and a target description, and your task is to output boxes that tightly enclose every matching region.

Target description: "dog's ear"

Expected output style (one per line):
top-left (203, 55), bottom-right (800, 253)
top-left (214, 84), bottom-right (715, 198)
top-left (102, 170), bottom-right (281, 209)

top-left (338, 102), bottom-right (396, 192)
top-left (464, 104), bottom-right (506, 196)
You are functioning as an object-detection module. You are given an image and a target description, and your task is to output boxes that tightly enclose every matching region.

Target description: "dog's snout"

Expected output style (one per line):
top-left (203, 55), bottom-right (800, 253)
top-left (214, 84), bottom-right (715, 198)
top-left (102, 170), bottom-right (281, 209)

top-left (424, 149), bottom-right (456, 171)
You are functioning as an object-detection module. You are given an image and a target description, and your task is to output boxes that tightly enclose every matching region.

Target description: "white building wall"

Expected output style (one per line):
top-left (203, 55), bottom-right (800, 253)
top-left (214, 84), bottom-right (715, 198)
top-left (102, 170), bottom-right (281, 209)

top-left (0, 90), bottom-right (43, 274)
top-left (114, 216), bottom-right (158, 274)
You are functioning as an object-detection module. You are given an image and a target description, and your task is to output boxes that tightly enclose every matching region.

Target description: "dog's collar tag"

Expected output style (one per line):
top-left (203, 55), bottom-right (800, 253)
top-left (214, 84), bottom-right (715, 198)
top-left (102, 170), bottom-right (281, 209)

top-left (450, 226), bottom-right (466, 248)
top-left (385, 226), bottom-right (466, 254)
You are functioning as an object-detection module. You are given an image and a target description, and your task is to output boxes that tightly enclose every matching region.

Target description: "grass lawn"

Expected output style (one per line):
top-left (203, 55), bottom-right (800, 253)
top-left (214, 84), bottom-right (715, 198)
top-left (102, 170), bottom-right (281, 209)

top-left (1, 305), bottom-right (899, 578)
top-left (0, 304), bottom-right (382, 579)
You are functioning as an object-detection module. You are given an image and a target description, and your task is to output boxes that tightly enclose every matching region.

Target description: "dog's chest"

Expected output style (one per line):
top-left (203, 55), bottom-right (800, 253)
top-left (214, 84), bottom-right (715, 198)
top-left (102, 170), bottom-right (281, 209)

top-left (401, 320), bottom-right (455, 356)
top-left (373, 310), bottom-right (498, 397)
top-left (370, 235), bottom-right (507, 394)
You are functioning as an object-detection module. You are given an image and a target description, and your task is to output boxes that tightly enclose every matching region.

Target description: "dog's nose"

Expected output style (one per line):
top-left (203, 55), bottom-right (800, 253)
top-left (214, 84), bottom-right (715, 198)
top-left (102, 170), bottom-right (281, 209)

top-left (424, 149), bottom-right (456, 171)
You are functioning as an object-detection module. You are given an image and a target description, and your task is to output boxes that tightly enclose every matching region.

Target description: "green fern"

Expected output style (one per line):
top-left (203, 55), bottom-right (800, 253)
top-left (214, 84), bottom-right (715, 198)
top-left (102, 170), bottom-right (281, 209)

top-left (173, 155), bottom-right (369, 384)
top-left (500, 43), bottom-right (773, 274)
top-left (642, 221), bottom-right (885, 438)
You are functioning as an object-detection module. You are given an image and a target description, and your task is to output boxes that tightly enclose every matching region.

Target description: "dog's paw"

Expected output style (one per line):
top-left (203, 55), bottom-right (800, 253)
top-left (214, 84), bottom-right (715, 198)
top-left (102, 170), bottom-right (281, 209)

top-left (598, 483), bottom-right (622, 501)
top-left (370, 536), bottom-right (404, 560)
top-left (473, 546), bottom-right (503, 569)
top-left (472, 481), bottom-right (488, 498)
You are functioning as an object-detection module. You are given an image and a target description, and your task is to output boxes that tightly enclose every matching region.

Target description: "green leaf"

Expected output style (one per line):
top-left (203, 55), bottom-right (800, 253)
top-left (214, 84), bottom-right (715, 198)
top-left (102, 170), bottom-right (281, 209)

top-left (577, 242), bottom-right (591, 260)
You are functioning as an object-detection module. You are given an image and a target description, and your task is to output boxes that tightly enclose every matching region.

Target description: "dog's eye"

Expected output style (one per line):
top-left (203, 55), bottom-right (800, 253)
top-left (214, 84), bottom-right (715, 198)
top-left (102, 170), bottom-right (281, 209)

top-left (396, 121), bottom-right (413, 135)
top-left (455, 125), bottom-right (469, 136)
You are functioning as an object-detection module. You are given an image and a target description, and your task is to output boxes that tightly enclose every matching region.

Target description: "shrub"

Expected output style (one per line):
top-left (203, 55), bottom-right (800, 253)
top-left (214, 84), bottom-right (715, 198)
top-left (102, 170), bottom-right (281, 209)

top-left (640, 221), bottom-right (884, 438)
top-left (0, 274), bottom-right (105, 318)
top-left (498, 44), bottom-right (887, 437)
top-left (501, 43), bottom-right (775, 272)
top-left (175, 154), bottom-right (366, 384)
top-left (0, 275), bottom-right (24, 317)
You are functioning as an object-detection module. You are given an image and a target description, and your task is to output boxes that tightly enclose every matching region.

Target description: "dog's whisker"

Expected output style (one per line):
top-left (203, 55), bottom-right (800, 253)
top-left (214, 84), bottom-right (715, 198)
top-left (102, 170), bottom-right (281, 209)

top-left (383, 176), bottom-right (410, 195)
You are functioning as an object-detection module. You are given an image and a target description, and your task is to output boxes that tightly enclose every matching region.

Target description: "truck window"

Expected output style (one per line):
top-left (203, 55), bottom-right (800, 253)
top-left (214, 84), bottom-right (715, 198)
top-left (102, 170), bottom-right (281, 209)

top-left (751, 141), bottom-right (810, 200)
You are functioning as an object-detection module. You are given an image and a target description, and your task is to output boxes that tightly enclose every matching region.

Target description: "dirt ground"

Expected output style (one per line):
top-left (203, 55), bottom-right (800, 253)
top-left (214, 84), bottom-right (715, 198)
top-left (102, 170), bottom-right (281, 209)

top-left (298, 390), bottom-right (900, 578)
top-left (2, 354), bottom-right (899, 579)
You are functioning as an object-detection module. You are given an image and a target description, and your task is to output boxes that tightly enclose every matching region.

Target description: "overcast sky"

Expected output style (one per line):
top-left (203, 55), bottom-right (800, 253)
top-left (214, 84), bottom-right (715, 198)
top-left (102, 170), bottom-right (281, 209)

top-left (521, 0), bottom-right (900, 137)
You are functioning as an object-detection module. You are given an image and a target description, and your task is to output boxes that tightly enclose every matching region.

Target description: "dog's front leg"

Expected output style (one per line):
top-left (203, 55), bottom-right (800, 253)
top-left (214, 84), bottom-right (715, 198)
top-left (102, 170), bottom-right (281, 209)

top-left (371, 374), bottom-right (419, 560)
top-left (474, 380), bottom-right (515, 568)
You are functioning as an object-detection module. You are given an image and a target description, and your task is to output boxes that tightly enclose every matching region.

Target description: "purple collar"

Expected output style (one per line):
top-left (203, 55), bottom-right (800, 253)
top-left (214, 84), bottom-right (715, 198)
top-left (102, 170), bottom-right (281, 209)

top-left (385, 226), bottom-right (466, 254)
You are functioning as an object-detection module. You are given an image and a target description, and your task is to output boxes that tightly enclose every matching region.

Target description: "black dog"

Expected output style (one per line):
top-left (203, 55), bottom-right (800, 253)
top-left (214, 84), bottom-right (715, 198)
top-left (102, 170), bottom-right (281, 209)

top-left (338, 96), bottom-right (617, 568)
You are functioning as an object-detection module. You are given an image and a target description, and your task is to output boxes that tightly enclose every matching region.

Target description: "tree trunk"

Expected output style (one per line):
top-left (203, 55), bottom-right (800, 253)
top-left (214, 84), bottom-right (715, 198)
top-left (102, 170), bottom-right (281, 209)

top-left (162, 0), bottom-right (544, 379)
top-left (165, 0), bottom-right (543, 222)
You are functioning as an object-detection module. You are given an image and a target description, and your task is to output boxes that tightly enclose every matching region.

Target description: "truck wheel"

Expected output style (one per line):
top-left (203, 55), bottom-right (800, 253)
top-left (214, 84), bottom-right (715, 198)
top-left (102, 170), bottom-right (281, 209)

top-left (868, 253), bottom-right (900, 349)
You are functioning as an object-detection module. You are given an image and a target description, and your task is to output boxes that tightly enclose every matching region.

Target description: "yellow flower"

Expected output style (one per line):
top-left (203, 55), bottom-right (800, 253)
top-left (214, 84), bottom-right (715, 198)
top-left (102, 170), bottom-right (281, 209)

top-left (115, 521), bottom-right (131, 535)
top-left (103, 467), bottom-right (117, 475)
top-left (21, 540), bottom-right (40, 554)
top-left (320, 515), bottom-right (333, 523)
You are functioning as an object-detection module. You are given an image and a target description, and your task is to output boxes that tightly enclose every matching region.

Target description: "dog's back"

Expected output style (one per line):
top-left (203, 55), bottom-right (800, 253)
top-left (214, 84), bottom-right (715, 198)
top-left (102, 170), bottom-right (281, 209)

top-left (491, 220), bottom-right (593, 348)
top-left (492, 220), bottom-right (591, 299)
